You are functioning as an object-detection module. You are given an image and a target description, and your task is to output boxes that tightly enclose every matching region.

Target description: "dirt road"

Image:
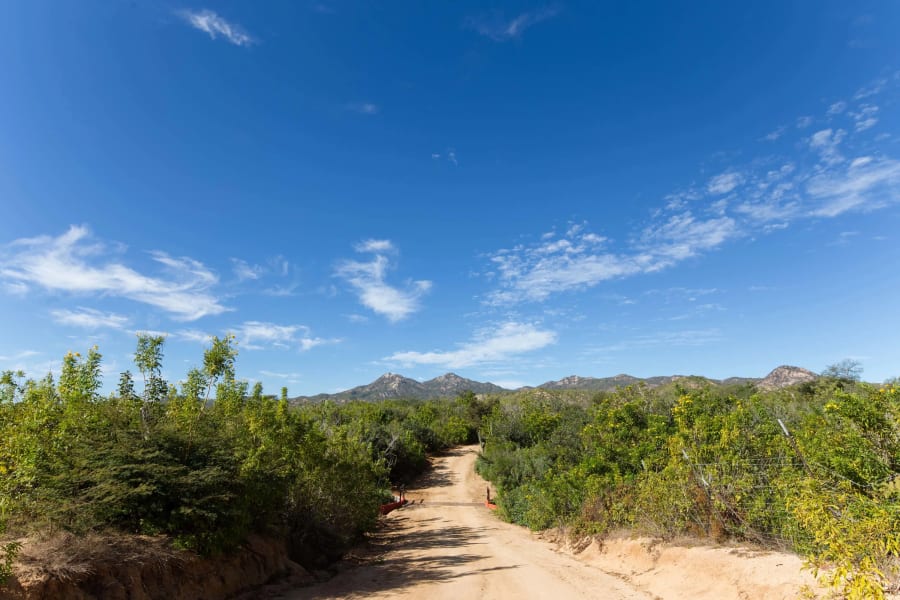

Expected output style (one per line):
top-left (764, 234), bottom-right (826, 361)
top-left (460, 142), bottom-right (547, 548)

top-left (285, 445), bottom-right (651, 599)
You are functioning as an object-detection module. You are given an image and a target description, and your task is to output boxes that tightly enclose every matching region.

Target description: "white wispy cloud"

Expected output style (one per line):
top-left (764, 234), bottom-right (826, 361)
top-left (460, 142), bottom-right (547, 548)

top-left (707, 171), bottom-right (744, 194)
top-left (0, 226), bottom-right (228, 321)
top-left (262, 284), bottom-right (299, 297)
top-left (734, 196), bottom-right (799, 222)
top-left (179, 9), bottom-right (254, 46)
top-left (761, 126), bottom-right (786, 142)
top-left (808, 128), bottom-right (846, 165)
top-left (431, 149), bottom-right (458, 166)
top-left (639, 213), bottom-right (738, 263)
top-left (827, 101), bottom-right (848, 115)
top-left (176, 329), bottom-right (212, 343)
top-left (388, 322), bottom-right (556, 369)
top-left (807, 157), bottom-right (900, 217)
top-left (336, 240), bottom-right (431, 322)
top-left (4, 281), bottom-right (27, 296)
top-left (854, 78), bottom-right (887, 100)
top-left (259, 370), bottom-right (303, 380)
top-left (51, 307), bottom-right (129, 330)
top-left (488, 246), bottom-right (642, 305)
top-left (486, 76), bottom-right (900, 306)
top-left (232, 321), bottom-right (336, 352)
top-left (644, 287), bottom-right (721, 302)
top-left (346, 102), bottom-right (380, 115)
top-left (487, 215), bottom-right (736, 305)
top-left (487, 379), bottom-right (527, 390)
top-left (354, 239), bottom-right (394, 253)
top-left (300, 337), bottom-right (329, 351)
top-left (796, 115), bottom-right (814, 128)
top-left (586, 329), bottom-right (723, 355)
top-left (0, 350), bottom-right (40, 362)
top-left (231, 258), bottom-right (263, 281)
top-left (230, 255), bottom-right (293, 289)
top-left (468, 6), bottom-right (560, 41)
top-left (849, 104), bottom-right (879, 132)
top-left (236, 321), bottom-right (300, 350)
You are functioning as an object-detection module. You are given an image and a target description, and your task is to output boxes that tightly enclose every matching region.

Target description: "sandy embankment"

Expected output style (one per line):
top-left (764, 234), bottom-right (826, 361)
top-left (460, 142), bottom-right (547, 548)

top-left (285, 445), bottom-right (824, 600)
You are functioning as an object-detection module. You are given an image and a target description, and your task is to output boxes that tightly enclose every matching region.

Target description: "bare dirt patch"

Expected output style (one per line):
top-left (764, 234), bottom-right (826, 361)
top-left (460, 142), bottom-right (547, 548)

top-left (283, 446), bottom-right (823, 599)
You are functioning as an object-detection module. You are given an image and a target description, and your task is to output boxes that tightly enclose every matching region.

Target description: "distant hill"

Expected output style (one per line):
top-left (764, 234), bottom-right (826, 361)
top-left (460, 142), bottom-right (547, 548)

top-left (536, 374), bottom-right (719, 391)
top-left (290, 366), bottom-right (817, 403)
top-left (757, 365), bottom-right (818, 391)
top-left (537, 374), bottom-right (640, 390)
top-left (292, 372), bottom-right (507, 403)
top-left (719, 377), bottom-right (761, 386)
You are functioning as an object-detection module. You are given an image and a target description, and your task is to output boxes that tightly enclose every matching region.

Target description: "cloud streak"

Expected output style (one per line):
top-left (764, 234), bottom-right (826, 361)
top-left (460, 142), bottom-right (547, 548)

top-left (388, 322), bottom-right (556, 369)
top-left (232, 321), bottom-right (336, 352)
top-left (707, 172), bottom-right (743, 195)
top-left (487, 214), bottom-right (736, 305)
top-left (0, 226), bottom-right (228, 321)
top-left (586, 329), bottom-right (723, 355)
top-left (346, 102), bottom-right (380, 115)
top-left (486, 75), bottom-right (900, 306)
top-left (336, 240), bottom-right (431, 322)
top-left (231, 258), bottom-right (262, 281)
top-left (51, 307), bottom-right (129, 330)
top-left (468, 6), bottom-right (560, 41)
top-left (179, 9), bottom-right (254, 46)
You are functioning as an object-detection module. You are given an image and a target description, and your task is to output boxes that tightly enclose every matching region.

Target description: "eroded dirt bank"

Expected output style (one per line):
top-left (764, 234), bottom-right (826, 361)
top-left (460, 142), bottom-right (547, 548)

top-left (0, 533), bottom-right (312, 600)
top-left (1, 446), bottom-right (825, 599)
top-left (284, 445), bottom-right (822, 600)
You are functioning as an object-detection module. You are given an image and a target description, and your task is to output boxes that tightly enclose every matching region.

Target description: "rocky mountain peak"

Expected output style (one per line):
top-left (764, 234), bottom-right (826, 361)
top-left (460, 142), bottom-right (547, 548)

top-left (433, 372), bottom-right (464, 382)
top-left (757, 365), bottom-right (818, 391)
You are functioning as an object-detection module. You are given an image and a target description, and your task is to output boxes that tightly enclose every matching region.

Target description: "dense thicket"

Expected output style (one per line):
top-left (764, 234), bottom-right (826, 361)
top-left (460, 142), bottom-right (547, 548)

top-left (477, 379), bottom-right (900, 599)
top-left (3, 339), bottom-right (898, 598)
top-left (0, 335), bottom-right (488, 580)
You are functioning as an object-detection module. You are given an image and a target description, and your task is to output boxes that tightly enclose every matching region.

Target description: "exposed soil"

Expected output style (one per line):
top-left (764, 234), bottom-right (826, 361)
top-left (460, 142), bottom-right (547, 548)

top-left (280, 445), bottom-right (823, 600)
top-left (1, 445), bottom-right (828, 599)
top-left (0, 533), bottom-right (312, 600)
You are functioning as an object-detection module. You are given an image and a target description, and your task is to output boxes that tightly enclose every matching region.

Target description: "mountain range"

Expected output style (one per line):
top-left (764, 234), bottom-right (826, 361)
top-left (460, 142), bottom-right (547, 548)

top-left (290, 365), bottom-right (818, 403)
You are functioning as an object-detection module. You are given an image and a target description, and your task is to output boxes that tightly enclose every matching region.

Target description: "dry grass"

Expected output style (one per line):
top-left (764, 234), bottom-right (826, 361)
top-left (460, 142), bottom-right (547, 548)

top-left (11, 531), bottom-right (185, 583)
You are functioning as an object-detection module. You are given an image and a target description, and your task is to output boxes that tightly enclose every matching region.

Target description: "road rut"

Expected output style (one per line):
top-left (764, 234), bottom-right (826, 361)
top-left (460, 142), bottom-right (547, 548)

top-left (285, 445), bottom-right (649, 599)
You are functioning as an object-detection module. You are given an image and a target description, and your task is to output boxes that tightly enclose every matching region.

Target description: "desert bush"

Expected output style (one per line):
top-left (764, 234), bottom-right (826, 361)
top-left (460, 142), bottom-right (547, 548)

top-left (0, 336), bottom-right (494, 567)
top-left (477, 381), bottom-right (900, 597)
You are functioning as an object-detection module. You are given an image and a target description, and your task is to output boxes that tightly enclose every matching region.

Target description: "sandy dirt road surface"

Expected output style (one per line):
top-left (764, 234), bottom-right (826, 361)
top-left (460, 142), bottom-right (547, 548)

top-left (283, 445), bottom-right (651, 600)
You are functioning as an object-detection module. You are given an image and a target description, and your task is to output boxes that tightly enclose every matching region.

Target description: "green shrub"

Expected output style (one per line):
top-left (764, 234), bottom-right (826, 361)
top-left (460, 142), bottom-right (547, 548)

top-left (477, 382), bottom-right (900, 597)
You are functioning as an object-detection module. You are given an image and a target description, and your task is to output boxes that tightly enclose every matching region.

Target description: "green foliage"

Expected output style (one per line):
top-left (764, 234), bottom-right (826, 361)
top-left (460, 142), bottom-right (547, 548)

top-left (478, 382), bottom-right (900, 597)
top-left (821, 359), bottom-right (864, 383)
top-left (134, 334), bottom-right (167, 404)
top-left (59, 347), bottom-right (103, 404)
top-left (203, 335), bottom-right (237, 400)
top-left (790, 479), bottom-right (900, 599)
top-left (0, 339), bottom-right (495, 574)
top-left (0, 539), bottom-right (20, 585)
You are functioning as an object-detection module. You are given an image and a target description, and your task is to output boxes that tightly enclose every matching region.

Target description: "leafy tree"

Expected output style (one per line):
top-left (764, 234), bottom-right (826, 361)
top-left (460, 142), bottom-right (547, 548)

top-left (203, 335), bottom-right (237, 401)
top-left (822, 359), bottom-right (863, 382)
top-left (117, 370), bottom-right (137, 401)
top-left (58, 347), bottom-right (102, 404)
top-left (134, 334), bottom-right (166, 396)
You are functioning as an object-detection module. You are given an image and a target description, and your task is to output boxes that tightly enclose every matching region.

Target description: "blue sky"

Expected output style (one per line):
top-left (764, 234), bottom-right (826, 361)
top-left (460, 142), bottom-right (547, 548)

top-left (2, 1), bottom-right (900, 393)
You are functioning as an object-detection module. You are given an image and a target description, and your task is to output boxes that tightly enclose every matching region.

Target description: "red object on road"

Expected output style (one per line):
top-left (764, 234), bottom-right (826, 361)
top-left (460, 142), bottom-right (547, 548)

top-left (379, 499), bottom-right (408, 515)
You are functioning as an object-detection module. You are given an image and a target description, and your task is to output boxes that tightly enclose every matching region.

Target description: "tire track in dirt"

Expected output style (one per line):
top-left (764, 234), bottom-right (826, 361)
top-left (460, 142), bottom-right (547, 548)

top-left (281, 445), bottom-right (650, 600)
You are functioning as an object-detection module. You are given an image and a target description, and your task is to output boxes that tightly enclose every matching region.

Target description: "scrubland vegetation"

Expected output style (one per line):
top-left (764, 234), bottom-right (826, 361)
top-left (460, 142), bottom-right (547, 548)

top-left (1, 336), bottom-right (898, 598)
top-left (0, 335), bottom-right (482, 581)
top-left (477, 377), bottom-right (900, 599)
